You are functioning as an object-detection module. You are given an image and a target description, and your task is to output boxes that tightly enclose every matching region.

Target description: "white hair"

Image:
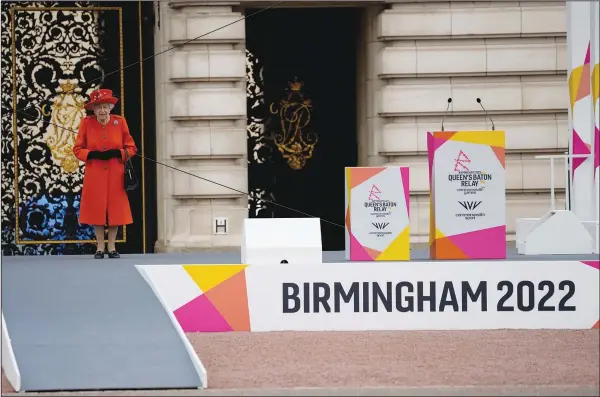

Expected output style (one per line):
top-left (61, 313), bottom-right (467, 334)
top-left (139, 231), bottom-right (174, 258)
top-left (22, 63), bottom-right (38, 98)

top-left (93, 103), bottom-right (114, 111)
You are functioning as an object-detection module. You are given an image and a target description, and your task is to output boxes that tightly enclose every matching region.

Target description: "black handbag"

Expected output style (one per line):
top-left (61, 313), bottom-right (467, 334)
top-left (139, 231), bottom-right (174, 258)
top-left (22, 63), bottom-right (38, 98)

top-left (124, 150), bottom-right (139, 191)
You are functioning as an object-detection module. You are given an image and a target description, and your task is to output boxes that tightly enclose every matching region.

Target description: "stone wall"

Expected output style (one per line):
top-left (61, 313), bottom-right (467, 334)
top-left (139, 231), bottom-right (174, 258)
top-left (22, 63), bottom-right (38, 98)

top-left (155, 0), bottom-right (569, 251)
top-left (359, 1), bottom-right (568, 243)
top-left (154, 1), bottom-right (247, 252)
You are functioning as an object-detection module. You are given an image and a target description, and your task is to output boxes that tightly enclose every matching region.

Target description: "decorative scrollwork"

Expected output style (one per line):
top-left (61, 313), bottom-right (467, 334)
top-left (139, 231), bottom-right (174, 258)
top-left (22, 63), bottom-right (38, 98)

top-left (1, 2), bottom-right (105, 255)
top-left (246, 48), bottom-right (275, 218)
top-left (269, 77), bottom-right (318, 171)
top-left (43, 79), bottom-right (87, 174)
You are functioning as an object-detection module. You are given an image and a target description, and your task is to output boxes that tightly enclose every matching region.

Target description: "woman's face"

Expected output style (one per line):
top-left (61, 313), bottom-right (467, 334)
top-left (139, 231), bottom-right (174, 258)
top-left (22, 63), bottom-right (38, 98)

top-left (93, 103), bottom-right (113, 118)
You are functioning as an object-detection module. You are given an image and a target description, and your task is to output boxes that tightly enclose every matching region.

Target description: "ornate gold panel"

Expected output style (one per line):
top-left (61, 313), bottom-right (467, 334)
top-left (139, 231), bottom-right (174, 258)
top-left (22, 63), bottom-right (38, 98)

top-left (269, 78), bottom-right (318, 170)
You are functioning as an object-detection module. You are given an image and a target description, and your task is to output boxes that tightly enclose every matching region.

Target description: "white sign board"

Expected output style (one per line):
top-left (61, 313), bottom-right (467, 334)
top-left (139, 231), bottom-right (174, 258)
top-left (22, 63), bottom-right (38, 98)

top-left (428, 131), bottom-right (506, 259)
top-left (344, 166), bottom-right (410, 261)
top-left (244, 260), bottom-right (599, 331)
top-left (139, 260), bottom-right (599, 333)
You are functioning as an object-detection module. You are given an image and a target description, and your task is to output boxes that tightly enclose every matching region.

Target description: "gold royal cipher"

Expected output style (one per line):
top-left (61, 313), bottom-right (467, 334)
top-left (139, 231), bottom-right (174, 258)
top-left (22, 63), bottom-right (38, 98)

top-left (269, 78), bottom-right (318, 170)
top-left (42, 79), bottom-right (88, 174)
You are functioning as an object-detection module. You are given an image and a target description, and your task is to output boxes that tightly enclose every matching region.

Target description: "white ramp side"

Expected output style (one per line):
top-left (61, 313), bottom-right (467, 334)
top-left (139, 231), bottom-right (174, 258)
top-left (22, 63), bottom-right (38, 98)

top-left (1, 312), bottom-right (21, 392)
top-left (135, 266), bottom-right (207, 388)
top-left (241, 218), bottom-right (322, 265)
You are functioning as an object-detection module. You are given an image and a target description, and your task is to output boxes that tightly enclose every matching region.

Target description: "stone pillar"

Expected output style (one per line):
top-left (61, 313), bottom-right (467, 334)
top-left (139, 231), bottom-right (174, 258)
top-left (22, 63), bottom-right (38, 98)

top-left (154, 1), bottom-right (247, 252)
top-left (356, 5), bottom-right (386, 168)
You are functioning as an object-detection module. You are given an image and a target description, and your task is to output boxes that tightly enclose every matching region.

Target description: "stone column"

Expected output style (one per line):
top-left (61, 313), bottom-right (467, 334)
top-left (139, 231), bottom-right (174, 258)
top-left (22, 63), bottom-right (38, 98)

top-left (154, 1), bottom-right (247, 252)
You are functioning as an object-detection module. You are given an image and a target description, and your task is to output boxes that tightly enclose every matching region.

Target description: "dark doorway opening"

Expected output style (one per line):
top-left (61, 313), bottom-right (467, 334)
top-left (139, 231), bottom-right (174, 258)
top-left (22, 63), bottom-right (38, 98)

top-left (246, 7), bottom-right (361, 251)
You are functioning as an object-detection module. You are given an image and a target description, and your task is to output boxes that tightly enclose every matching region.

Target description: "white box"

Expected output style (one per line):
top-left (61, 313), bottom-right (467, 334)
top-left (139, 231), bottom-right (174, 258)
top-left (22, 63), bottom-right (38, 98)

top-left (241, 218), bottom-right (322, 265)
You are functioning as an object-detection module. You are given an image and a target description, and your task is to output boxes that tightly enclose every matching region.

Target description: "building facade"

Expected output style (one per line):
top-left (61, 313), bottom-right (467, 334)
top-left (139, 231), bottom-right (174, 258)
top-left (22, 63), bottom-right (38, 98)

top-left (153, 0), bottom-right (568, 252)
top-left (0, 1), bottom-right (569, 255)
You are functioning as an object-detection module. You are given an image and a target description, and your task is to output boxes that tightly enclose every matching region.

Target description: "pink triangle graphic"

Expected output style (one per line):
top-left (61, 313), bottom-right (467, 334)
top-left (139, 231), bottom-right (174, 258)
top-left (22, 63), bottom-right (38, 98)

top-left (572, 129), bottom-right (591, 177)
top-left (427, 132), bottom-right (434, 186)
top-left (594, 126), bottom-right (599, 175)
top-left (584, 42), bottom-right (591, 65)
top-left (581, 260), bottom-right (599, 270)
top-left (433, 136), bottom-right (451, 153)
top-left (400, 166), bottom-right (410, 217)
top-left (446, 226), bottom-right (506, 259)
top-left (174, 294), bottom-right (233, 332)
top-left (349, 232), bottom-right (374, 261)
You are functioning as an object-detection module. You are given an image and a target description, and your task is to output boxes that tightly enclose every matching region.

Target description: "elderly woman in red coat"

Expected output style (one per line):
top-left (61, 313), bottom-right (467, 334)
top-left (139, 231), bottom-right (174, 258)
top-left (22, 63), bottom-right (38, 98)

top-left (73, 89), bottom-right (137, 259)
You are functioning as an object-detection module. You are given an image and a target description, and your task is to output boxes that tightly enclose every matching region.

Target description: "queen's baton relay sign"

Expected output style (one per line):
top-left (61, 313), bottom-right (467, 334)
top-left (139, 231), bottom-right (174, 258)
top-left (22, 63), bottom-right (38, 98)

top-left (345, 166), bottom-right (410, 261)
top-left (428, 131), bottom-right (506, 260)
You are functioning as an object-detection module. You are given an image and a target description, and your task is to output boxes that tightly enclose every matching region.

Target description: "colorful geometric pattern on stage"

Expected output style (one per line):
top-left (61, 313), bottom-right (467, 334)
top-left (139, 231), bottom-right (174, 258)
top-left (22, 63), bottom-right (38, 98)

top-left (344, 166), bottom-right (410, 261)
top-left (139, 264), bottom-right (251, 332)
top-left (138, 259), bottom-right (600, 332)
top-left (427, 131), bottom-right (506, 260)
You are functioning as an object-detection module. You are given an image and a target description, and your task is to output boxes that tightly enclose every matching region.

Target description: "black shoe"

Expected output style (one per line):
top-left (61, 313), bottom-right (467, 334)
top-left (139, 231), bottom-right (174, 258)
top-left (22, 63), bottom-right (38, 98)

top-left (94, 251), bottom-right (104, 259)
top-left (108, 250), bottom-right (120, 259)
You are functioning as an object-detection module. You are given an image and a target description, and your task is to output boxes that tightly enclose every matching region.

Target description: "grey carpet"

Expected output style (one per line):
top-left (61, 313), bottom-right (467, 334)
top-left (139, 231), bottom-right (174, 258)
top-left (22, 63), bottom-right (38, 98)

top-left (1, 261), bottom-right (204, 391)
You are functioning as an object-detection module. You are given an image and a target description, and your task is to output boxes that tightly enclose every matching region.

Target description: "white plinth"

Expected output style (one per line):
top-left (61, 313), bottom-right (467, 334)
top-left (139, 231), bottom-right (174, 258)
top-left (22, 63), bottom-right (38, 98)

top-left (516, 210), bottom-right (594, 255)
top-left (241, 218), bottom-right (323, 265)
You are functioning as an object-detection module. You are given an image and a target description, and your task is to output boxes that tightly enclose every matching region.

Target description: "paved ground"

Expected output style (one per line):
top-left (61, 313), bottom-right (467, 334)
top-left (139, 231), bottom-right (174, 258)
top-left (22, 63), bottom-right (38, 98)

top-left (3, 330), bottom-right (599, 396)
top-left (1, 385), bottom-right (599, 396)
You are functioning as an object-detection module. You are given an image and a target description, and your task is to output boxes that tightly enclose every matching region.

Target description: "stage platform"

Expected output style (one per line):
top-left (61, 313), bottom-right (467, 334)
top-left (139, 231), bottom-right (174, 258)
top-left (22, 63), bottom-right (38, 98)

top-left (2, 248), bottom-right (598, 266)
top-left (1, 248), bottom-right (598, 393)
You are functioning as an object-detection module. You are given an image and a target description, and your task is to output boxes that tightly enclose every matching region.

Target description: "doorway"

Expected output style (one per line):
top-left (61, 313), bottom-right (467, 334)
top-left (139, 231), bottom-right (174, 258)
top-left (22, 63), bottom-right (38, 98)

top-left (246, 7), bottom-right (361, 251)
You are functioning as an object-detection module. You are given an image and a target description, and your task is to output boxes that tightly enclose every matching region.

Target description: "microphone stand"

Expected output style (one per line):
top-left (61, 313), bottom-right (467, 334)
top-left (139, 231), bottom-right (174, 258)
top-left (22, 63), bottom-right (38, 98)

top-left (476, 98), bottom-right (495, 131)
top-left (441, 98), bottom-right (452, 131)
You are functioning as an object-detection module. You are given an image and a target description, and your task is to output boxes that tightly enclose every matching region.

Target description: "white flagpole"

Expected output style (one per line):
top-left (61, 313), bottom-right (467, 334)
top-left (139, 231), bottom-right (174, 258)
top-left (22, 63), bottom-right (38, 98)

top-left (591, 0), bottom-right (600, 223)
top-left (566, 1), bottom-right (594, 222)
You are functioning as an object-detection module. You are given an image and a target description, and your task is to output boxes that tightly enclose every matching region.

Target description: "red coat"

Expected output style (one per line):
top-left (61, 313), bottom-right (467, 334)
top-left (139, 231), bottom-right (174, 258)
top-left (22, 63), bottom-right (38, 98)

top-left (73, 115), bottom-right (137, 226)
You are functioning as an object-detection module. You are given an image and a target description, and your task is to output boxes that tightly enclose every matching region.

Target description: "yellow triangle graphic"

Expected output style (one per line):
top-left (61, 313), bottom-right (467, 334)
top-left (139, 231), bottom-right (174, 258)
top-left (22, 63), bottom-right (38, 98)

top-left (449, 131), bottom-right (505, 148)
top-left (569, 65), bottom-right (583, 110)
top-left (435, 228), bottom-right (446, 239)
top-left (183, 264), bottom-right (248, 293)
top-left (377, 226), bottom-right (410, 261)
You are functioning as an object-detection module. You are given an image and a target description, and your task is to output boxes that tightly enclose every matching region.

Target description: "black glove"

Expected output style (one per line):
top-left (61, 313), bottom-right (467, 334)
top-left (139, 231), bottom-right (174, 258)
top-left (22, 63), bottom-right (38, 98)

top-left (87, 150), bottom-right (105, 160)
top-left (105, 149), bottom-right (122, 159)
top-left (87, 149), bottom-right (120, 161)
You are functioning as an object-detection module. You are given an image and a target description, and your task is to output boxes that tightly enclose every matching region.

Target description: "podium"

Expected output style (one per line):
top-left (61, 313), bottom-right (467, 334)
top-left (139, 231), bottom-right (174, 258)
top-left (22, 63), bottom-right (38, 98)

top-left (344, 166), bottom-right (410, 261)
top-left (427, 131), bottom-right (506, 259)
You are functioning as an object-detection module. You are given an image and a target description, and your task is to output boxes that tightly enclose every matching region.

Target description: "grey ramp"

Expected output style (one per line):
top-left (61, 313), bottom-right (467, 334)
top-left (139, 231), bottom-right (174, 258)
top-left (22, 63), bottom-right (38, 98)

top-left (1, 261), bottom-right (203, 391)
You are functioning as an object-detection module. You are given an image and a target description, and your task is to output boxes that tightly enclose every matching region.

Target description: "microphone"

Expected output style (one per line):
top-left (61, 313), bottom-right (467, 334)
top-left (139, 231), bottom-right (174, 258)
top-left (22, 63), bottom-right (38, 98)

top-left (476, 98), bottom-right (495, 131)
top-left (441, 98), bottom-right (452, 131)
